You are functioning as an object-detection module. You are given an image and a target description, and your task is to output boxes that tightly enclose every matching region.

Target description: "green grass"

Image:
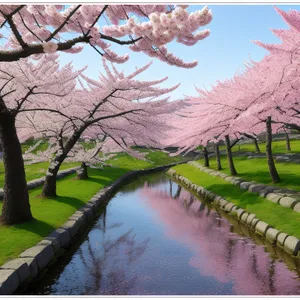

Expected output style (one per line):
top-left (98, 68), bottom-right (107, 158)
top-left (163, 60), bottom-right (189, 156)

top-left (21, 140), bottom-right (49, 154)
top-left (107, 150), bottom-right (182, 170)
top-left (0, 149), bottom-right (182, 265)
top-left (202, 155), bottom-right (300, 192)
top-left (219, 139), bottom-right (300, 154)
top-left (0, 167), bottom-right (128, 266)
top-left (0, 162), bottom-right (80, 188)
top-left (172, 164), bottom-right (300, 240)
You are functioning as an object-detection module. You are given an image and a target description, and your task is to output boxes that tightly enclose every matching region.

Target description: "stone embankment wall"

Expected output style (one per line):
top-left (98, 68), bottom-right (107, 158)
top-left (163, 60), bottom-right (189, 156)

top-left (188, 161), bottom-right (300, 212)
top-left (167, 168), bottom-right (300, 260)
top-left (0, 163), bottom-right (178, 295)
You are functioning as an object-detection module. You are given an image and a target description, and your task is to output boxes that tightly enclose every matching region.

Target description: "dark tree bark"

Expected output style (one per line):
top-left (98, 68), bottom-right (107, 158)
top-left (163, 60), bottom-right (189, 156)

top-left (174, 185), bottom-right (182, 199)
top-left (254, 138), bottom-right (261, 153)
top-left (285, 132), bottom-right (291, 151)
top-left (0, 113), bottom-right (32, 225)
top-left (203, 146), bottom-right (209, 167)
top-left (266, 116), bottom-right (280, 183)
top-left (225, 135), bottom-right (238, 176)
top-left (42, 128), bottom-right (85, 197)
top-left (77, 162), bottom-right (88, 180)
top-left (214, 143), bottom-right (222, 170)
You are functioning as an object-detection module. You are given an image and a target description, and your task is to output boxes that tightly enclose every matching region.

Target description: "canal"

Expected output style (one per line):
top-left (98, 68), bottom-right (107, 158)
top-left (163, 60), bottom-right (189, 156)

top-left (25, 171), bottom-right (300, 295)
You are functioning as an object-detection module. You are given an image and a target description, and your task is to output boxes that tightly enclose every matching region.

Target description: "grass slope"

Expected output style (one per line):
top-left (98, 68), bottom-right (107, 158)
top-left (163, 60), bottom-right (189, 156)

top-left (203, 155), bottom-right (300, 192)
top-left (219, 139), bottom-right (300, 154)
top-left (172, 164), bottom-right (300, 240)
top-left (0, 162), bottom-right (80, 188)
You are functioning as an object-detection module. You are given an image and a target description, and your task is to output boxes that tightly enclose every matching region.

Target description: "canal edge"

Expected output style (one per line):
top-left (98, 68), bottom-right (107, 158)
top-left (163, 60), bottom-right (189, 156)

top-left (0, 162), bottom-right (181, 295)
top-left (166, 168), bottom-right (300, 260)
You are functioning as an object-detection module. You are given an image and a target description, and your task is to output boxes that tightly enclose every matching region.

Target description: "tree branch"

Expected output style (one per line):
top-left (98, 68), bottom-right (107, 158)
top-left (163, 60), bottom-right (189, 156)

top-left (45, 5), bottom-right (82, 42)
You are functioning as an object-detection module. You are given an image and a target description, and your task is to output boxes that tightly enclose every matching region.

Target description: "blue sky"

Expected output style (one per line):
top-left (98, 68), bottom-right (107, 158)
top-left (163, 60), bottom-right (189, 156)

top-left (59, 4), bottom-right (300, 99)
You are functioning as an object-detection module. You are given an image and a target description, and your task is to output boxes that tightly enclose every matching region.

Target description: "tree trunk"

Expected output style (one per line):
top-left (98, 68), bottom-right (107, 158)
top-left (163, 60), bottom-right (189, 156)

top-left (77, 162), bottom-right (88, 179)
top-left (214, 143), bottom-right (222, 170)
top-left (225, 135), bottom-right (237, 176)
top-left (0, 114), bottom-right (32, 225)
top-left (203, 146), bottom-right (209, 167)
top-left (254, 138), bottom-right (261, 153)
top-left (285, 132), bottom-right (291, 151)
top-left (42, 127), bottom-right (85, 197)
top-left (266, 117), bottom-right (280, 183)
top-left (41, 158), bottom-right (63, 198)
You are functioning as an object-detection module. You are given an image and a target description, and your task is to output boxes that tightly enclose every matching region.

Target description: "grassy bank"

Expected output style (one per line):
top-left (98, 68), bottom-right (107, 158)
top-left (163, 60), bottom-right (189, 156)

top-left (0, 150), bottom-right (181, 265)
top-left (171, 164), bottom-right (300, 240)
top-left (219, 139), bottom-right (300, 154)
top-left (0, 162), bottom-right (80, 188)
top-left (202, 155), bottom-right (300, 192)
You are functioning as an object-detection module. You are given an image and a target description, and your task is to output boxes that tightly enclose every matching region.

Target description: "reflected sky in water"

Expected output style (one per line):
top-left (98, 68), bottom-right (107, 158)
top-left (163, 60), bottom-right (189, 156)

top-left (28, 172), bottom-right (300, 295)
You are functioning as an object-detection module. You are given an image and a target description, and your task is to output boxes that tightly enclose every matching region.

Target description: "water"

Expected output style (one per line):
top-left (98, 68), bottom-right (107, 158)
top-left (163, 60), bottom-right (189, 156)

top-left (26, 172), bottom-right (300, 295)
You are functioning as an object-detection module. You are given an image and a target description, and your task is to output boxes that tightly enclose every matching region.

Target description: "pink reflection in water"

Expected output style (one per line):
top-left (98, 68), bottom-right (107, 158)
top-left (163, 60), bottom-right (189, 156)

top-left (140, 183), bottom-right (300, 295)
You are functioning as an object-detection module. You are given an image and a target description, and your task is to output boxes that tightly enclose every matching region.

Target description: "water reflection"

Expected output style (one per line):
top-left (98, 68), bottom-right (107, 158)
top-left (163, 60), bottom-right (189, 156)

top-left (26, 173), bottom-right (300, 295)
top-left (37, 207), bottom-right (150, 295)
top-left (140, 181), bottom-right (300, 295)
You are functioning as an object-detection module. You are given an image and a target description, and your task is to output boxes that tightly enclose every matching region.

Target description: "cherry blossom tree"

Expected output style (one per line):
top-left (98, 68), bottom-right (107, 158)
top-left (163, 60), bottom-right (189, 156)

top-left (0, 54), bottom-right (82, 225)
top-left (0, 4), bottom-right (212, 67)
top-left (18, 59), bottom-right (182, 198)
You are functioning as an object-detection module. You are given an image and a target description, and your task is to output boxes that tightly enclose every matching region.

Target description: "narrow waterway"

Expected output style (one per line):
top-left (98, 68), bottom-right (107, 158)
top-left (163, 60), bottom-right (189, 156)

top-left (26, 172), bottom-right (300, 295)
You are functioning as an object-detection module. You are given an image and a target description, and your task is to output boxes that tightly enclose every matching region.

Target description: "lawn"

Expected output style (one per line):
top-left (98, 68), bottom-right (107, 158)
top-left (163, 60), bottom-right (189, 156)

top-left (21, 140), bottom-right (49, 154)
top-left (0, 162), bottom-right (80, 188)
top-left (0, 150), bottom-right (182, 265)
top-left (201, 155), bottom-right (300, 192)
top-left (219, 139), bottom-right (300, 154)
top-left (107, 149), bottom-right (182, 170)
top-left (171, 164), bottom-right (300, 240)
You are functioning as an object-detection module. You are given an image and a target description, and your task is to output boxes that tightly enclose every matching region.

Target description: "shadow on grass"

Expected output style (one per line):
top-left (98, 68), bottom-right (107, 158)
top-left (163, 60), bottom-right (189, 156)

top-left (235, 170), bottom-right (300, 189)
top-left (50, 195), bottom-right (86, 209)
top-left (13, 218), bottom-right (56, 238)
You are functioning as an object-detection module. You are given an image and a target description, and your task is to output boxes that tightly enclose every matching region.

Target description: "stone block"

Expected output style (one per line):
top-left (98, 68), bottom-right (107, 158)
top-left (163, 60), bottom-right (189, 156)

top-left (231, 179), bottom-right (243, 187)
top-left (61, 220), bottom-right (80, 238)
top-left (246, 214), bottom-right (256, 226)
top-left (79, 206), bottom-right (94, 221)
top-left (0, 259), bottom-right (30, 284)
top-left (259, 189), bottom-right (270, 198)
top-left (38, 236), bottom-right (60, 253)
top-left (248, 184), bottom-right (265, 194)
top-left (266, 193), bottom-right (282, 203)
top-left (223, 203), bottom-right (236, 212)
top-left (240, 212), bottom-right (249, 223)
top-left (255, 221), bottom-right (270, 237)
top-left (251, 218), bottom-right (259, 228)
top-left (196, 186), bottom-right (203, 194)
top-left (283, 236), bottom-right (300, 256)
top-left (218, 198), bottom-right (228, 208)
top-left (0, 269), bottom-right (19, 295)
top-left (229, 206), bottom-right (239, 216)
top-left (293, 202), bottom-right (300, 213)
top-left (279, 197), bottom-right (297, 209)
top-left (18, 258), bottom-right (38, 279)
top-left (47, 228), bottom-right (71, 249)
top-left (69, 213), bottom-right (86, 229)
top-left (224, 176), bottom-right (234, 182)
top-left (266, 228), bottom-right (280, 244)
top-left (218, 173), bottom-right (228, 179)
top-left (236, 208), bottom-right (245, 219)
top-left (213, 195), bottom-right (222, 204)
top-left (277, 232), bottom-right (289, 247)
top-left (20, 244), bottom-right (54, 271)
top-left (240, 182), bottom-right (252, 190)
